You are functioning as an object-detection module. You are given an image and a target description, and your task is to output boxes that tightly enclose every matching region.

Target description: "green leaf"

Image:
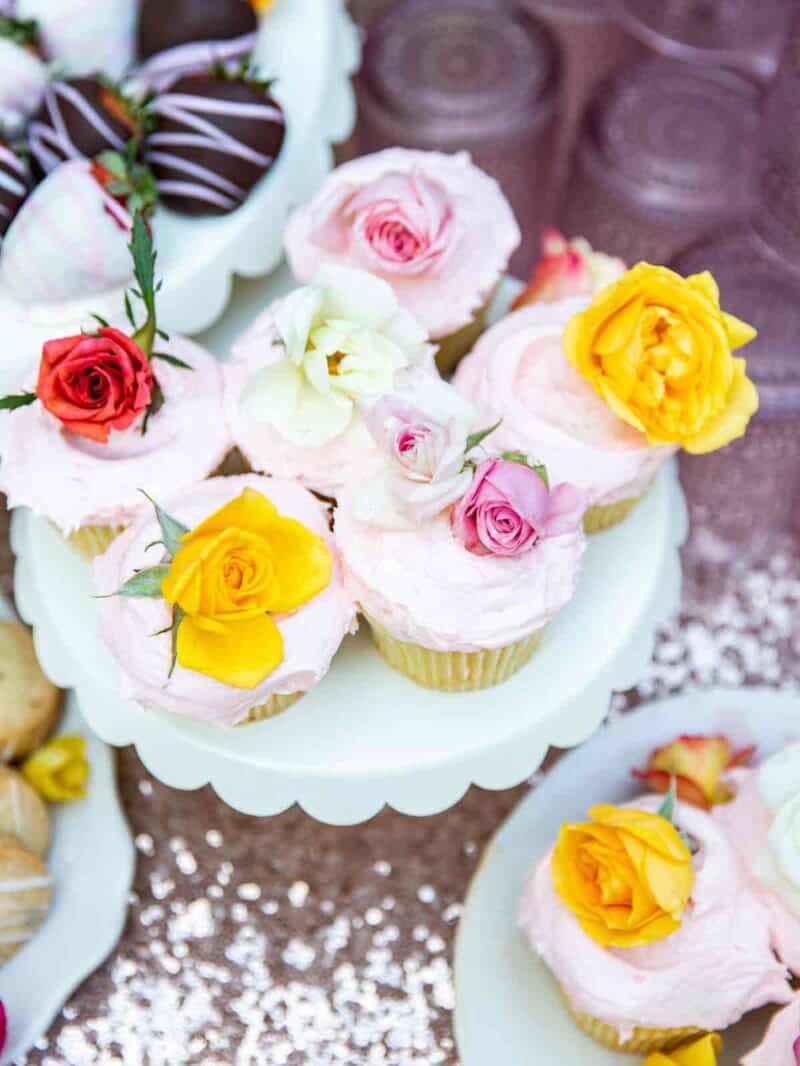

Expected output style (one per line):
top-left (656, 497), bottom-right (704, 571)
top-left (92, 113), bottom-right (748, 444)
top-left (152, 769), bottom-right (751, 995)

top-left (114, 564), bottom-right (170, 598)
top-left (139, 490), bottom-right (189, 557)
top-left (153, 351), bottom-right (193, 371)
top-left (0, 392), bottom-right (36, 410)
top-left (124, 290), bottom-right (136, 331)
top-left (465, 420), bottom-right (501, 454)
top-left (141, 378), bottom-right (164, 435)
top-left (168, 606), bottom-right (186, 678)
top-left (89, 312), bottom-right (109, 329)
top-left (657, 777), bottom-right (677, 824)
top-left (0, 16), bottom-right (39, 47)
top-left (500, 452), bottom-right (550, 488)
top-left (129, 212), bottom-right (158, 356)
top-left (96, 150), bottom-right (127, 179)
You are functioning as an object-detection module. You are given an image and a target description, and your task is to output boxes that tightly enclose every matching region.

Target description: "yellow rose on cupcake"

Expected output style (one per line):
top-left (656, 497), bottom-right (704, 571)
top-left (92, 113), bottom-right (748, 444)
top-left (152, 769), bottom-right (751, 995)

top-left (563, 263), bottom-right (758, 454)
top-left (551, 803), bottom-right (694, 948)
top-left (643, 1034), bottom-right (723, 1065)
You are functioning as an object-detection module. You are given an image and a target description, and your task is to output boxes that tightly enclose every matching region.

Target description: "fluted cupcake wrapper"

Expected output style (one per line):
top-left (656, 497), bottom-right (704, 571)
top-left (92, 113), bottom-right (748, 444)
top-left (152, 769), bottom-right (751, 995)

top-left (65, 524), bottom-right (128, 561)
top-left (562, 989), bottom-right (703, 1054)
top-left (583, 495), bottom-right (642, 534)
top-left (366, 618), bottom-right (544, 691)
top-left (243, 692), bottom-right (302, 724)
top-left (434, 288), bottom-right (497, 378)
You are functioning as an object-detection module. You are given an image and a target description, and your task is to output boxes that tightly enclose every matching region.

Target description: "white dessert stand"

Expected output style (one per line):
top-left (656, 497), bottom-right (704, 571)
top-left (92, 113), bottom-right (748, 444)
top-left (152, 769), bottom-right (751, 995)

top-left (453, 688), bottom-right (800, 1066)
top-left (0, 605), bottom-right (134, 1066)
top-left (0, 0), bottom-right (359, 386)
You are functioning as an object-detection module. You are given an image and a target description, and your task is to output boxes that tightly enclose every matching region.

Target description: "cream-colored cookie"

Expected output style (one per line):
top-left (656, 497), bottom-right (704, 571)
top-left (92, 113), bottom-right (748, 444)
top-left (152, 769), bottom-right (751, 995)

top-left (0, 622), bottom-right (61, 762)
top-left (0, 765), bottom-right (50, 857)
top-left (0, 832), bottom-right (51, 963)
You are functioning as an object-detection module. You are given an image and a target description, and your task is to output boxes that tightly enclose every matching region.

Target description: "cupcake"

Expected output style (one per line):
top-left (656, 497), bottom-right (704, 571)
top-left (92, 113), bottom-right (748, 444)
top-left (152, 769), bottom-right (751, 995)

top-left (455, 263), bottom-right (760, 532)
top-left (224, 263), bottom-right (435, 500)
top-left (0, 216), bottom-right (230, 560)
top-left (741, 994), bottom-right (800, 1065)
top-left (715, 743), bottom-right (800, 976)
top-left (94, 474), bottom-right (356, 726)
top-left (519, 793), bottom-right (792, 1054)
top-left (284, 148), bottom-right (521, 376)
top-left (334, 369), bottom-right (586, 691)
top-left (512, 229), bottom-right (625, 309)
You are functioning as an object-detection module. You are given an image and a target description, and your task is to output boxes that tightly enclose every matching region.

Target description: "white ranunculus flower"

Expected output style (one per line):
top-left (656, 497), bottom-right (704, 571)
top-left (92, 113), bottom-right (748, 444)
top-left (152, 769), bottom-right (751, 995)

top-left (239, 263), bottom-right (432, 448)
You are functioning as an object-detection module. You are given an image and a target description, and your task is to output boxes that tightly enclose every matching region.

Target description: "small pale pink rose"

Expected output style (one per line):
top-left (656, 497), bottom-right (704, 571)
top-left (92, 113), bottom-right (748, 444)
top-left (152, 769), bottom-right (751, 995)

top-left (312, 170), bottom-right (455, 278)
top-left (451, 458), bottom-right (586, 558)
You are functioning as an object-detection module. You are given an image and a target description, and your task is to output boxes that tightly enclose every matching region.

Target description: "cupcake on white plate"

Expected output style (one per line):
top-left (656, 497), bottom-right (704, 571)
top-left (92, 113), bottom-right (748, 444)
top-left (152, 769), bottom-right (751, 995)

top-left (284, 148), bottom-right (520, 376)
top-left (0, 216), bottom-right (230, 559)
top-left (94, 475), bottom-right (356, 726)
top-left (455, 262), bottom-right (760, 532)
top-left (223, 263), bottom-right (435, 501)
top-left (334, 369), bottom-right (587, 691)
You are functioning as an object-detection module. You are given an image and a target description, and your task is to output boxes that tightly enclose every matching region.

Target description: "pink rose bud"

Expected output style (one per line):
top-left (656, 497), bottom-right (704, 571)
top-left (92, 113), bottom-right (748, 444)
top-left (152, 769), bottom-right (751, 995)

top-left (451, 458), bottom-right (586, 557)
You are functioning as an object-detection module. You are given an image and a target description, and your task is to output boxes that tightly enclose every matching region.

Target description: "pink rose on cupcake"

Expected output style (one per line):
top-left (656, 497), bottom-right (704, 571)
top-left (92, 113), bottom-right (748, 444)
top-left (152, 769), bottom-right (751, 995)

top-left (452, 458), bottom-right (586, 558)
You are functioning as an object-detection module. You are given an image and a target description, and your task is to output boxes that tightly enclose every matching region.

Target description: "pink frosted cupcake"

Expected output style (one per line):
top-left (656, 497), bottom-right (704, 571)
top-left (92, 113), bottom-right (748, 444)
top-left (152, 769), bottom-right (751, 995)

top-left (0, 218), bottom-right (230, 559)
top-left (224, 263), bottom-right (435, 500)
top-left (94, 474), bottom-right (356, 726)
top-left (284, 148), bottom-right (521, 375)
top-left (715, 743), bottom-right (800, 976)
top-left (741, 995), bottom-right (800, 1065)
top-left (334, 369), bottom-right (586, 690)
top-left (456, 263), bottom-right (759, 532)
top-left (519, 793), bottom-right (793, 1055)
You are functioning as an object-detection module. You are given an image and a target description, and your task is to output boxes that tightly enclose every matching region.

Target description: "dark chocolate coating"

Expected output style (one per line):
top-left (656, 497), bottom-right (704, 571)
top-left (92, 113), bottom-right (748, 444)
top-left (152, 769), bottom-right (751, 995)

top-left (0, 144), bottom-right (30, 239)
top-left (137, 0), bottom-right (257, 60)
top-left (28, 77), bottom-right (135, 178)
top-left (148, 75), bottom-right (285, 217)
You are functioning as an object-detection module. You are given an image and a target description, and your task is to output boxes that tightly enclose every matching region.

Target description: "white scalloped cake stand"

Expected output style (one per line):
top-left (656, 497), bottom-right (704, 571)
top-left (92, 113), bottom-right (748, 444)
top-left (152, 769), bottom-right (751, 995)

top-left (453, 688), bottom-right (800, 1066)
top-left (0, 0), bottom-right (359, 389)
top-left (11, 461), bottom-right (686, 824)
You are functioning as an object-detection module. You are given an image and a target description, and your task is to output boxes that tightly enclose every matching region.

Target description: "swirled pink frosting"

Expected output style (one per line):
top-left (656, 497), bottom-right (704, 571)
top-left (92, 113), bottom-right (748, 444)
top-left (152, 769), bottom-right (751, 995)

top-left (94, 474), bottom-right (357, 726)
top-left (742, 995), bottom-right (800, 1066)
top-left (0, 334), bottom-right (231, 533)
top-left (284, 148), bottom-right (520, 340)
top-left (334, 486), bottom-right (585, 652)
top-left (519, 794), bottom-right (792, 1041)
top-left (223, 305), bottom-right (385, 499)
top-left (453, 300), bottom-right (676, 507)
top-left (715, 764), bottom-right (800, 976)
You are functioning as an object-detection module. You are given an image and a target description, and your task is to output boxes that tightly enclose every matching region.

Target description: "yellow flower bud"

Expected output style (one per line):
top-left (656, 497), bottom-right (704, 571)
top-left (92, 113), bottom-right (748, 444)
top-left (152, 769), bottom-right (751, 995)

top-left (22, 735), bottom-right (89, 803)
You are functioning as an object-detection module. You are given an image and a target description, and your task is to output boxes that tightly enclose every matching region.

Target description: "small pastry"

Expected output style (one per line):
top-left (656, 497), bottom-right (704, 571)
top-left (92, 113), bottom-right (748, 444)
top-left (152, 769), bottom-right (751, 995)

top-left (715, 743), bottom-right (800, 975)
top-left (0, 152), bottom-right (156, 305)
top-left (147, 65), bottom-right (285, 216)
top-left (16, 0), bottom-right (136, 80)
top-left (512, 229), bottom-right (625, 309)
top-left (137, 0), bottom-right (260, 91)
top-left (0, 832), bottom-right (51, 963)
top-left (225, 263), bottom-right (434, 499)
top-left (455, 264), bottom-right (760, 532)
top-left (0, 765), bottom-right (49, 857)
top-left (519, 794), bottom-right (792, 1054)
top-left (28, 76), bottom-right (149, 177)
top-left (0, 217), bottom-right (231, 559)
top-left (0, 142), bottom-right (30, 240)
top-left (334, 370), bottom-right (587, 690)
top-left (284, 148), bottom-right (521, 376)
top-left (0, 13), bottom-right (47, 137)
top-left (0, 622), bottom-right (61, 764)
top-left (741, 994), bottom-right (800, 1065)
top-left (94, 475), bottom-right (357, 726)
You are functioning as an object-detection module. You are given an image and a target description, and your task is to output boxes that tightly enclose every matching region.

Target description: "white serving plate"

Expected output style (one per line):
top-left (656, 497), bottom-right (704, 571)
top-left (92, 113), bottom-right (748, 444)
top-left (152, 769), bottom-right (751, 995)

top-left (0, 0), bottom-right (359, 388)
top-left (0, 607), bottom-right (134, 1066)
top-left (454, 687), bottom-right (800, 1066)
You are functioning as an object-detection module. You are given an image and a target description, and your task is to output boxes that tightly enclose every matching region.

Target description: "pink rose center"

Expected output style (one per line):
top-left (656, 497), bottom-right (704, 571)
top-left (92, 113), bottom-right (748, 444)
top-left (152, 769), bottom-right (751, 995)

top-left (365, 209), bottom-right (425, 264)
top-left (477, 501), bottom-right (538, 556)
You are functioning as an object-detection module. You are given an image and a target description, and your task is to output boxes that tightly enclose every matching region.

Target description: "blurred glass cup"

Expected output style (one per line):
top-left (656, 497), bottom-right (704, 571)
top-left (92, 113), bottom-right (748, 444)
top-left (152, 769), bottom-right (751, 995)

top-left (558, 60), bottom-right (762, 266)
top-left (355, 0), bottom-right (560, 273)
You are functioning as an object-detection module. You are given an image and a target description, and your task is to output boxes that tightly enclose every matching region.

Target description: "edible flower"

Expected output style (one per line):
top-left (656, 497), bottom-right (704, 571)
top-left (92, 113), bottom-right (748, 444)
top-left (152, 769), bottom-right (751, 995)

top-left (513, 228), bottom-right (624, 308)
top-left (22, 735), bottom-right (89, 802)
top-left (633, 734), bottom-right (755, 810)
top-left (551, 803), bottom-right (694, 949)
top-left (642, 1033), bottom-right (722, 1065)
top-left (563, 263), bottom-right (758, 453)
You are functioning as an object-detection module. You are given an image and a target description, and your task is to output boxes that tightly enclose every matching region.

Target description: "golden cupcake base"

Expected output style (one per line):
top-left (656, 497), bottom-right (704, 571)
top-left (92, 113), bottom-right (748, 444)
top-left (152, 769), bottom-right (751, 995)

top-left (563, 991), bottom-right (703, 1054)
top-left (434, 289), bottom-right (497, 378)
top-left (65, 524), bottom-right (127, 561)
top-left (243, 692), bottom-right (301, 723)
top-left (366, 619), bottom-right (544, 691)
top-left (583, 495), bottom-right (642, 534)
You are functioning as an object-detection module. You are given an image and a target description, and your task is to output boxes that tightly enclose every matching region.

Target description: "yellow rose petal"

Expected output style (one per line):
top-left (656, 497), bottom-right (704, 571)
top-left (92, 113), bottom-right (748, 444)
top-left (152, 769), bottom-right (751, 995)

top-left (176, 613), bottom-right (284, 689)
top-left (683, 358), bottom-right (759, 454)
top-left (257, 516), bottom-right (333, 613)
top-left (642, 1033), bottom-right (722, 1066)
top-left (723, 311), bottom-right (758, 350)
top-left (182, 488), bottom-right (279, 543)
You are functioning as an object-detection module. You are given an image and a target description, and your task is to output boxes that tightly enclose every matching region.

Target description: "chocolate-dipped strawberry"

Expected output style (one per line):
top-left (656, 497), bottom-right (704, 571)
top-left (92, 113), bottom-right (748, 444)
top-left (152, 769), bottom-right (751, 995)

top-left (137, 0), bottom-right (261, 90)
top-left (28, 76), bottom-right (151, 177)
top-left (0, 142), bottom-right (30, 240)
top-left (16, 0), bottom-right (137, 80)
top-left (147, 65), bottom-right (285, 216)
top-left (0, 14), bottom-right (47, 136)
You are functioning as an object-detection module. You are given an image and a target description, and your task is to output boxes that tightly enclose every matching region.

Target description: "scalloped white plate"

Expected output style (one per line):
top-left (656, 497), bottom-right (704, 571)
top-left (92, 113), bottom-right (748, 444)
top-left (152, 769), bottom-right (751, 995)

top-left (0, 0), bottom-right (359, 388)
top-left (453, 688), bottom-right (800, 1065)
top-left (10, 459), bottom-right (686, 824)
top-left (0, 603), bottom-right (134, 1066)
